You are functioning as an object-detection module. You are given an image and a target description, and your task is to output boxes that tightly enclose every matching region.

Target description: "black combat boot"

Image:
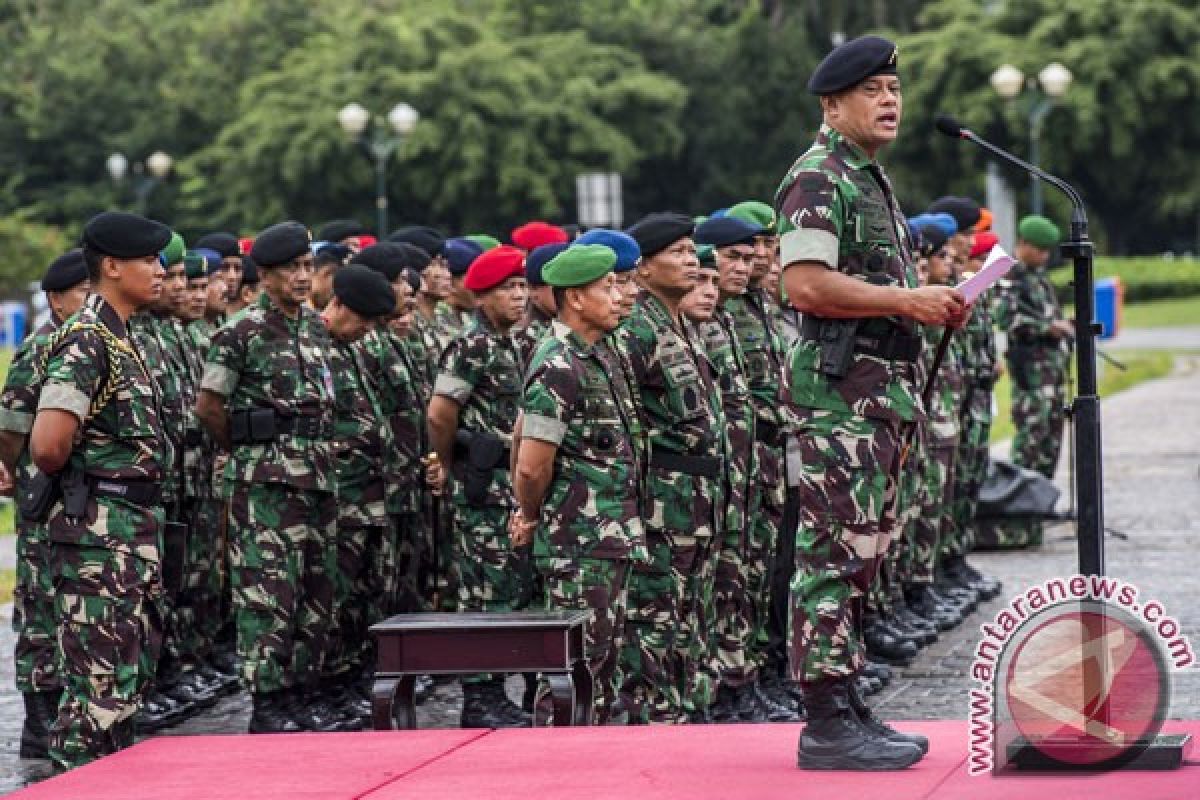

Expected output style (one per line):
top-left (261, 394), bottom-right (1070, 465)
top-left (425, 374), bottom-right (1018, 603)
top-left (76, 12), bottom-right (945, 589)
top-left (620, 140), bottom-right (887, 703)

top-left (905, 584), bottom-right (961, 630)
top-left (484, 677), bottom-right (531, 727)
top-left (709, 684), bottom-right (741, 723)
top-left (797, 679), bottom-right (923, 771)
top-left (248, 690), bottom-right (303, 733)
top-left (460, 681), bottom-right (520, 728)
top-left (291, 686), bottom-right (363, 732)
top-left (19, 690), bottom-right (62, 759)
top-left (847, 678), bottom-right (928, 755)
top-left (863, 619), bottom-right (919, 665)
top-left (752, 682), bottom-right (803, 722)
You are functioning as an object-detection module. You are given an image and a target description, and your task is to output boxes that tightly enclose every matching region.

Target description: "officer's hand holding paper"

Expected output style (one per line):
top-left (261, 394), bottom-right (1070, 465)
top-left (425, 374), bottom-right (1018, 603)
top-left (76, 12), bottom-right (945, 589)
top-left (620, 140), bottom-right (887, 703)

top-left (957, 245), bottom-right (1016, 303)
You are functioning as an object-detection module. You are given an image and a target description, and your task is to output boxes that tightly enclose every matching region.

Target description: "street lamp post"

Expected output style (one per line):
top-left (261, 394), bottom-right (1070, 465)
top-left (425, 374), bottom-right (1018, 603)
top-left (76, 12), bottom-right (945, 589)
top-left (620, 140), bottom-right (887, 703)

top-left (338, 101), bottom-right (420, 238)
top-left (107, 150), bottom-right (173, 215)
top-left (990, 62), bottom-right (1073, 216)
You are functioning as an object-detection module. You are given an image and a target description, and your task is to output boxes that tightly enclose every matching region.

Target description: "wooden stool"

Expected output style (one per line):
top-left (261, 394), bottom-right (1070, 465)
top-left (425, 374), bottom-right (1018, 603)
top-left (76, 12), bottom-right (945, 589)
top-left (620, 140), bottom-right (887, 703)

top-left (369, 610), bottom-right (594, 729)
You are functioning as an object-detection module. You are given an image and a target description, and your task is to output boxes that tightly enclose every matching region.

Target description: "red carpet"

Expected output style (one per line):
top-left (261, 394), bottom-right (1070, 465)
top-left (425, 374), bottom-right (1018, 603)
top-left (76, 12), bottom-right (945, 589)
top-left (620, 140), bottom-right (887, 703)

top-left (11, 721), bottom-right (1198, 800)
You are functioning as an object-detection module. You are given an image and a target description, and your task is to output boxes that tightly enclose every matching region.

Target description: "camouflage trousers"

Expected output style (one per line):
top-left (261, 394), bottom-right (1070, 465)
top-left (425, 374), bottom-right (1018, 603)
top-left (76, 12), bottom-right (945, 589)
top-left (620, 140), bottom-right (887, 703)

top-left (1011, 381), bottom-right (1067, 479)
top-left (13, 528), bottom-right (59, 694)
top-left (227, 481), bottom-right (337, 694)
top-left (681, 532), bottom-right (720, 713)
top-left (537, 556), bottom-right (630, 723)
top-left (392, 511), bottom-right (428, 614)
top-left (47, 539), bottom-right (164, 771)
top-left (329, 478), bottom-right (394, 680)
top-left (620, 530), bottom-right (714, 723)
top-left (951, 399), bottom-right (994, 553)
top-left (872, 449), bottom-right (923, 616)
top-left (167, 497), bottom-right (226, 666)
top-left (908, 443), bottom-right (956, 584)
top-left (744, 440), bottom-right (784, 677)
top-left (789, 410), bottom-right (904, 684)
top-left (712, 529), bottom-right (752, 688)
top-left (451, 501), bottom-right (518, 684)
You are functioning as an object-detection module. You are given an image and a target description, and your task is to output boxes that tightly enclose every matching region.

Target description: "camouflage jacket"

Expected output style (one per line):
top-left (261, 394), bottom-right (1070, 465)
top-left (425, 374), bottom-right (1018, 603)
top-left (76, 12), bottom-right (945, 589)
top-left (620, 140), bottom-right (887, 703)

top-left (433, 302), bottom-right (472, 354)
top-left (775, 123), bottom-right (924, 425)
top-left (409, 313), bottom-right (442, 398)
top-left (524, 304), bottom-right (554, 348)
top-left (434, 310), bottom-right (535, 506)
top-left (357, 327), bottom-right (425, 514)
top-left (129, 311), bottom-right (188, 504)
top-left (330, 337), bottom-right (390, 486)
top-left (956, 288), bottom-right (998, 388)
top-left (36, 294), bottom-right (167, 551)
top-left (522, 320), bottom-right (647, 561)
top-left (725, 288), bottom-right (790, 442)
top-left (201, 290), bottom-right (337, 492)
top-left (696, 309), bottom-right (755, 540)
top-left (181, 321), bottom-right (219, 500)
top-left (921, 325), bottom-right (963, 449)
top-left (995, 262), bottom-right (1069, 370)
top-left (613, 291), bottom-right (724, 538)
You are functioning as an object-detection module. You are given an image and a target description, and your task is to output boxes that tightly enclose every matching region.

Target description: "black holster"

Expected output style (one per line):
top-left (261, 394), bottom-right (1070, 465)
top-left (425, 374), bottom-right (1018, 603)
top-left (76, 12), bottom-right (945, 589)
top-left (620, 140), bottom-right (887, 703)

top-left (18, 471), bottom-right (61, 523)
top-left (230, 408), bottom-right (278, 444)
top-left (161, 520), bottom-right (190, 598)
top-left (816, 318), bottom-right (859, 379)
top-left (455, 429), bottom-right (508, 508)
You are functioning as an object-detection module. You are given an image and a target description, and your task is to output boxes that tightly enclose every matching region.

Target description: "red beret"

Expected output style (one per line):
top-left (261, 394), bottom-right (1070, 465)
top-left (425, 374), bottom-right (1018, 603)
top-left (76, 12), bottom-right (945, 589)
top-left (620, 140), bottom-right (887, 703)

top-left (238, 237), bottom-right (255, 255)
top-left (358, 234), bottom-right (378, 248)
top-left (464, 245), bottom-right (526, 292)
top-left (511, 221), bottom-right (568, 251)
top-left (970, 231), bottom-right (999, 259)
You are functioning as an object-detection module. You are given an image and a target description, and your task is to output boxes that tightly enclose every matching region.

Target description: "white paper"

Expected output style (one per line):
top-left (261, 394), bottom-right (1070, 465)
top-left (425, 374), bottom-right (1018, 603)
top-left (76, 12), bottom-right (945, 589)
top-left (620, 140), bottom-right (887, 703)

top-left (957, 245), bottom-right (1016, 303)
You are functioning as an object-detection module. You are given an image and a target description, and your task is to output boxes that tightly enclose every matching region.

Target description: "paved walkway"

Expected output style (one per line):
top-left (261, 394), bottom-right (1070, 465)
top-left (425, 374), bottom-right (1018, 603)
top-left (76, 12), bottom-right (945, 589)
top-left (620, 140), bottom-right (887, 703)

top-left (2, 356), bottom-right (1198, 793)
top-left (1105, 325), bottom-right (1200, 351)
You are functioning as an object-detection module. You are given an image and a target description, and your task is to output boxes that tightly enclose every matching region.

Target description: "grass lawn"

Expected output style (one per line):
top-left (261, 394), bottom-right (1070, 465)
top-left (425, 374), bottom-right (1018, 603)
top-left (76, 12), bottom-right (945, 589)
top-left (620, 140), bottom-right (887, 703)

top-left (989, 349), bottom-right (1177, 443)
top-left (1118, 295), bottom-right (1200, 329)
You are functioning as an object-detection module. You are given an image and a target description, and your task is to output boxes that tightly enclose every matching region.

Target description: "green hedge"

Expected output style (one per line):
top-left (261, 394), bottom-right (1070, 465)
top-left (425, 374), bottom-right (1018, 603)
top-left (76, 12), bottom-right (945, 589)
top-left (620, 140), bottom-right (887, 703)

top-left (1051, 257), bottom-right (1200, 304)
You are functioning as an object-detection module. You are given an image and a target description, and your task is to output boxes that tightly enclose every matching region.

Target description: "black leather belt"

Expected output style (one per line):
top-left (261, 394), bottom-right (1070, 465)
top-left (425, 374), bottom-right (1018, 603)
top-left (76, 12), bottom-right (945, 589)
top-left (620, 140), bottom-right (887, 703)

top-left (648, 450), bottom-right (721, 479)
top-left (276, 415), bottom-right (327, 438)
top-left (799, 317), bottom-right (922, 363)
top-left (89, 477), bottom-right (162, 507)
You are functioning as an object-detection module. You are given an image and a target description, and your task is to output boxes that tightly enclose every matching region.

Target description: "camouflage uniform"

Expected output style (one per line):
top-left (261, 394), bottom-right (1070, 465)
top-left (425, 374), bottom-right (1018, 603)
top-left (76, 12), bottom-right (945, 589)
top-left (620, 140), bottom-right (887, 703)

top-left (949, 295), bottom-right (996, 555)
top-left (696, 310), bottom-right (756, 698)
top-left (434, 311), bottom-right (535, 683)
top-left (412, 311), bottom-right (454, 609)
top-left (524, 304), bottom-right (555, 347)
top-left (328, 337), bottom-right (393, 680)
top-left (726, 287), bottom-right (791, 678)
top-left (37, 295), bottom-right (168, 770)
top-left (1, 318), bottom-right (63, 697)
top-left (521, 320), bottom-right (648, 721)
top-left (433, 302), bottom-right (472, 353)
top-left (776, 124), bottom-right (924, 684)
top-left (201, 291), bottom-right (338, 695)
top-left (613, 291), bottom-right (725, 723)
top-left (995, 261), bottom-right (1069, 479)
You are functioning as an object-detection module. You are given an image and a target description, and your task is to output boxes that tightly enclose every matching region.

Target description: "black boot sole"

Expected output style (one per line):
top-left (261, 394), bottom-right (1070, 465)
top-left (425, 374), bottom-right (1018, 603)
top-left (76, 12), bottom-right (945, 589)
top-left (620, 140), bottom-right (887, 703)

top-left (798, 742), bottom-right (923, 770)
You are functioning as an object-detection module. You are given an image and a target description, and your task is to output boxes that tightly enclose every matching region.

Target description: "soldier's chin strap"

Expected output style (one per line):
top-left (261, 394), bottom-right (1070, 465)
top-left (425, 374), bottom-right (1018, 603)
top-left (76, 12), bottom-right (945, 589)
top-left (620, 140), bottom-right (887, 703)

top-left (899, 327), bottom-right (953, 468)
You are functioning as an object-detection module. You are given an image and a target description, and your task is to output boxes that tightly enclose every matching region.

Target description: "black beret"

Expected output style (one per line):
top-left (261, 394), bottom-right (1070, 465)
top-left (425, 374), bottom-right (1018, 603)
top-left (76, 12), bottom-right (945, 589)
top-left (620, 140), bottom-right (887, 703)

top-left (393, 242), bottom-right (433, 272)
top-left (250, 221), bottom-right (311, 268)
top-left (194, 232), bottom-right (241, 260)
top-left (314, 242), bottom-right (352, 267)
top-left (333, 264), bottom-right (396, 318)
top-left (41, 249), bottom-right (88, 291)
top-left (625, 212), bottom-right (695, 259)
top-left (693, 216), bottom-right (763, 248)
top-left (928, 196), bottom-right (981, 234)
top-left (387, 225), bottom-right (446, 257)
top-left (807, 35), bottom-right (899, 95)
top-left (82, 211), bottom-right (172, 259)
top-left (317, 218), bottom-right (366, 243)
top-left (241, 256), bottom-right (260, 286)
top-left (915, 223), bottom-right (949, 256)
top-left (350, 242), bottom-right (408, 282)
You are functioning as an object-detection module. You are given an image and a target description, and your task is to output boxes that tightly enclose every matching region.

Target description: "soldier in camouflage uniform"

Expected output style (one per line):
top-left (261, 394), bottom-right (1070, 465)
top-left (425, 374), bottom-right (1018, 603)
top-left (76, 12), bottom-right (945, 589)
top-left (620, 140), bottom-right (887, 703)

top-left (996, 215), bottom-right (1070, 479)
top-left (436, 238), bottom-right (482, 344)
top-left (614, 212), bottom-right (725, 725)
top-left (511, 244), bottom-right (646, 724)
top-left (0, 250), bottom-right (90, 759)
top-left (427, 245), bottom-right (534, 728)
top-left (197, 221), bottom-right (354, 733)
top-left (28, 212), bottom-right (171, 770)
top-left (320, 262), bottom-right (397, 721)
top-left (777, 36), bottom-right (966, 769)
top-left (523, 243), bottom-right (567, 344)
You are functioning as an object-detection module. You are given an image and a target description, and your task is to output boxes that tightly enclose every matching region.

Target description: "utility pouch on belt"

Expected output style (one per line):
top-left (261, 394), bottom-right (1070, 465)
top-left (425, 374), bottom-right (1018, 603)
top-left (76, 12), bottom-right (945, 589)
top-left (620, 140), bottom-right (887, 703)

top-left (457, 429), bottom-right (508, 507)
top-left (818, 318), bottom-right (859, 380)
top-left (161, 520), bottom-right (189, 597)
top-left (18, 470), bottom-right (61, 522)
top-left (230, 408), bottom-right (278, 444)
top-left (60, 468), bottom-right (89, 519)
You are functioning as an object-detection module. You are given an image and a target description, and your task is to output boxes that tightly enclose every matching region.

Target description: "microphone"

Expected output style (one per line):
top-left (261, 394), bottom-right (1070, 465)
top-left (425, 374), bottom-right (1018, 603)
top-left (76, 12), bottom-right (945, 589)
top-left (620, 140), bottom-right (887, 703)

top-left (933, 111), bottom-right (1086, 236)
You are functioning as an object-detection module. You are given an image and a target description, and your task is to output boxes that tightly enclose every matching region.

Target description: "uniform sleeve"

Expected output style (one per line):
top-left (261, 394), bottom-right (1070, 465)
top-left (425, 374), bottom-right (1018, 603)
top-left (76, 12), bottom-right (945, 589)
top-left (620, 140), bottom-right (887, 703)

top-left (521, 354), bottom-right (578, 446)
top-left (433, 336), bottom-right (479, 404)
top-left (200, 319), bottom-right (244, 396)
top-left (37, 330), bottom-right (106, 422)
top-left (778, 168), bottom-right (846, 270)
top-left (0, 338), bottom-right (46, 433)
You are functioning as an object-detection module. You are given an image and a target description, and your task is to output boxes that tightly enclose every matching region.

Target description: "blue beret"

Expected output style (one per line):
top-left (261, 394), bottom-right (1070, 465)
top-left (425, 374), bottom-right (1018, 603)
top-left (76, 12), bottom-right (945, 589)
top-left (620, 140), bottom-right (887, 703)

top-left (193, 247), bottom-right (223, 275)
top-left (576, 229), bottom-right (641, 273)
top-left (625, 212), bottom-right (694, 260)
top-left (808, 35), bottom-right (899, 95)
top-left (82, 211), bottom-right (172, 259)
top-left (194, 232), bottom-right (241, 259)
top-left (443, 237), bottom-right (484, 276)
top-left (251, 221), bottom-right (311, 268)
top-left (333, 264), bottom-right (396, 318)
top-left (41, 249), bottom-right (88, 291)
top-left (694, 216), bottom-right (763, 248)
top-left (927, 212), bottom-right (958, 237)
top-left (526, 243), bottom-right (569, 286)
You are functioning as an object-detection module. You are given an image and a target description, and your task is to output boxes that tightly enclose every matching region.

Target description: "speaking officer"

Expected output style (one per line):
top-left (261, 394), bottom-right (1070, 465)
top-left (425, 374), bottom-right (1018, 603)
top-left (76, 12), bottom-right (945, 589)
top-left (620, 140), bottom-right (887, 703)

top-left (29, 211), bottom-right (171, 770)
top-left (776, 35), bottom-right (967, 770)
top-left (197, 221), bottom-right (352, 734)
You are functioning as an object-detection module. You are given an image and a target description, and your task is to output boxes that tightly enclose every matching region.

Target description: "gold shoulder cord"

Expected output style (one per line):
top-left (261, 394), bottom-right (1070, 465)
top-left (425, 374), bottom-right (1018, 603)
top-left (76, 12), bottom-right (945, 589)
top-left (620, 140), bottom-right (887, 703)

top-left (40, 321), bottom-right (132, 424)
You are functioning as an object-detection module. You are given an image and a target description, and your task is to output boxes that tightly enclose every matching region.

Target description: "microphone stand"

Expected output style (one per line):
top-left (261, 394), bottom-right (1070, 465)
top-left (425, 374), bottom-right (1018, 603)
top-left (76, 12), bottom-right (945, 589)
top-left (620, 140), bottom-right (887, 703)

top-left (944, 120), bottom-right (1186, 771)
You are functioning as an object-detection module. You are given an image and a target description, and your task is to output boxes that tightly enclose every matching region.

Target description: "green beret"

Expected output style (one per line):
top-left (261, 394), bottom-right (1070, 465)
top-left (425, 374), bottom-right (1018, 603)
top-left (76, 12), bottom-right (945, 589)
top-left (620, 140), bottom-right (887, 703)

top-left (1018, 215), bottom-right (1061, 249)
top-left (464, 234), bottom-right (501, 252)
top-left (160, 232), bottom-right (186, 267)
top-left (697, 244), bottom-right (717, 270)
top-left (541, 244), bottom-right (616, 288)
top-left (727, 201), bottom-right (777, 232)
